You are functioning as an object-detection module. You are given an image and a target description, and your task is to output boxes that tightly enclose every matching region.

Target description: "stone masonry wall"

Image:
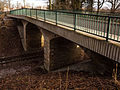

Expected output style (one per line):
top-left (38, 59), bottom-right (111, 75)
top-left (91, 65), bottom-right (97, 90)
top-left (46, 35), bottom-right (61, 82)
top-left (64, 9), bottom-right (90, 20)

top-left (26, 23), bottom-right (42, 51)
top-left (50, 37), bottom-right (85, 70)
top-left (41, 29), bottom-right (86, 71)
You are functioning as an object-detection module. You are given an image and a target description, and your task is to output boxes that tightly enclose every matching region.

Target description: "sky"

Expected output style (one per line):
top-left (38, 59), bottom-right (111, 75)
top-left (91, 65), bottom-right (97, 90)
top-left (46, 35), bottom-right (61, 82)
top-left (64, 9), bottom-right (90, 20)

top-left (10, 0), bottom-right (120, 9)
top-left (11, 0), bottom-right (48, 7)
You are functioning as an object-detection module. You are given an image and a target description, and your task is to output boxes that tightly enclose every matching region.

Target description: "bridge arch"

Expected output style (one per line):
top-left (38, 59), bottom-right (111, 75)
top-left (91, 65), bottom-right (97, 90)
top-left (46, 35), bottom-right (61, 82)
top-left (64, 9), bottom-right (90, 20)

top-left (26, 23), bottom-right (42, 51)
top-left (49, 37), bottom-right (86, 70)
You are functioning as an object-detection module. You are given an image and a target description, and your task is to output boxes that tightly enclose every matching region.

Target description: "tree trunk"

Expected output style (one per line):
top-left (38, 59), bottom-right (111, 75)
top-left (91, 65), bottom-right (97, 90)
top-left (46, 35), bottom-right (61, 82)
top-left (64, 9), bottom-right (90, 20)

top-left (49, 0), bottom-right (52, 10)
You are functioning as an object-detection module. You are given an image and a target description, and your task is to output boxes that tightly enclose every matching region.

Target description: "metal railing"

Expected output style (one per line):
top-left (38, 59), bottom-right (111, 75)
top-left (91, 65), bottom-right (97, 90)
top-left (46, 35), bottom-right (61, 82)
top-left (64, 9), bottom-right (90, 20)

top-left (10, 8), bottom-right (120, 42)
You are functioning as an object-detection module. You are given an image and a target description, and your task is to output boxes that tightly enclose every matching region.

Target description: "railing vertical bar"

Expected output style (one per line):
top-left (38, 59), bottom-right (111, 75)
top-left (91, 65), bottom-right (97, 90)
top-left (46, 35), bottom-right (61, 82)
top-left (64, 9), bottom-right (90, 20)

top-left (26, 8), bottom-right (27, 16)
top-left (74, 13), bottom-right (77, 31)
top-left (104, 17), bottom-right (107, 37)
top-left (44, 10), bottom-right (46, 21)
top-left (20, 9), bottom-right (21, 15)
top-left (84, 15), bottom-right (86, 32)
top-left (96, 16), bottom-right (99, 35)
top-left (99, 17), bottom-right (101, 35)
top-left (106, 17), bottom-right (110, 41)
top-left (114, 19), bottom-right (117, 40)
top-left (98, 17), bottom-right (101, 35)
top-left (22, 9), bottom-right (23, 15)
top-left (90, 16), bottom-right (92, 32)
top-left (79, 15), bottom-right (81, 30)
top-left (89, 16), bottom-right (91, 33)
top-left (94, 16), bottom-right (96, 33)
top-left (85, 15), bottom-right (86, 32)
top-left (88, 15), bottom-right (89, 32)
top-left (30, 9), bottom-right (31, 17)
top-left (86, 15), bottom-right (87, 32)
top-left (117, 20), bottom-right (120, 41)
top-left (56, 11), bottom-right (57, 25)
top-left (89, 16), bottom-right (91, 32)
top-left (36, 9), bottom-right (37, 19)
top-left (110, 19), bottom-right (113, 39)
top-left (80, 15), bottom-right (82, 30)
top-left (101, 17), bottom-right (104, 36)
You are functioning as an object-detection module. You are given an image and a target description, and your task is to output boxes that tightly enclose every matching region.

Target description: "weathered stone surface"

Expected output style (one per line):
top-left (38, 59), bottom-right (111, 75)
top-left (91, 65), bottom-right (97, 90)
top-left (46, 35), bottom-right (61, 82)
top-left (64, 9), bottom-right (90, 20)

top-left (50, 37), bottom-right (85, 70)
top-left (26, 23), bottom-right (42, 51)
top-left (41, 29), bottom-right (86, 71)
top-left (40, 29), bottom-right (58, 71)
top-left (17, 22), bottom-right (42, 51)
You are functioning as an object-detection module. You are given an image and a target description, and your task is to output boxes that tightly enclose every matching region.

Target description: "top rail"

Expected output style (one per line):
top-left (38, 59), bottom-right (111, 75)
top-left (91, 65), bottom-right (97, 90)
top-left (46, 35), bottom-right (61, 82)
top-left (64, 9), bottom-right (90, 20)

top-left (10, 8), bottom-right (120, 42)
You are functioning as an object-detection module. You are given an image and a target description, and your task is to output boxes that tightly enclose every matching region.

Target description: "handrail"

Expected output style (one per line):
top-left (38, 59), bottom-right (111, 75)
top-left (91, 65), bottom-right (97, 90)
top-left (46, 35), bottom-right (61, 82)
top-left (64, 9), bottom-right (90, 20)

top-left (10, 8), bottom-right (120, 18)
top-left (10, 8), bottom-right (120, 42)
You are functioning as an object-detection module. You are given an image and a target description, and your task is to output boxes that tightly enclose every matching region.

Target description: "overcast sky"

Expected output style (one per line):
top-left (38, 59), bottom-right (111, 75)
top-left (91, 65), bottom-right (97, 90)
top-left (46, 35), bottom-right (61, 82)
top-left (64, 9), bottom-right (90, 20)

top-left (11, 0), bottom-right (48, 7)
top-left (11, 0), bottom-right (119, 9)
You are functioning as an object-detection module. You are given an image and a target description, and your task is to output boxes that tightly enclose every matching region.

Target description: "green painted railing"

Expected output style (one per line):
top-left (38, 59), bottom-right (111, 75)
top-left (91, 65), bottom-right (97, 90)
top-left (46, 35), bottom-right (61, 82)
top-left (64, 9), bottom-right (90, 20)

top-left (10, 8), bottom-right (120, 42)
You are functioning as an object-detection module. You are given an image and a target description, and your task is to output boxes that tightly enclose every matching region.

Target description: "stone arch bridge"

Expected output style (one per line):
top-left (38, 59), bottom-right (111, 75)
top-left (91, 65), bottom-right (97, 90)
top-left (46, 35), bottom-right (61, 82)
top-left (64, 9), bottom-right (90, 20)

top-left (7, 8), bottom-right (120, 71)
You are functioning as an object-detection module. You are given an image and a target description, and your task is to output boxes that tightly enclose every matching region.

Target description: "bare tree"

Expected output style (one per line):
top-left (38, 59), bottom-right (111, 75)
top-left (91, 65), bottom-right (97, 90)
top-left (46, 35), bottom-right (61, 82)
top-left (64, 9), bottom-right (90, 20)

top-left (86, 0), bottom-right (93, 11)
top-left (7, 0), bottom-right (11, 10)
top-left (0, 0), bottom-right (4, 11)
top-left (71, 0), bottom-right (85, 10)
top-left (106, 0), bottom-right (120, 13)
top-left (94, 0), bottom-right (105, 13)
top-left (53, 0), bottom-right (85, 10)
top-left (97, 0), bottom-right (105, 12)
top-left (49, 0), bottom-right (52, 10)
top-left (23, 0), bottom-right (25, 8)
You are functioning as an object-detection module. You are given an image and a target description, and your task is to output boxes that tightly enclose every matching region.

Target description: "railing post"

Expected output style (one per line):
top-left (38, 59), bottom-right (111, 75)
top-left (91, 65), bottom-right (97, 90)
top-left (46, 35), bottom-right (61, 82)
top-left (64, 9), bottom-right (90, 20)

top-left (22, 9), bottom-right (23, 15)
top-left (10, 11), bottom-right (11, 14)
top-left (36, 9), bottom-right (37, 19)
top-left (44, 10), bottom-right (46, 21)
top-left (17, 10), bottom-right (18, 15)
top-left (26, 8), bottom-right (27, 16)
top-left (106, 17), bottom-right (110, 41)
top-left (30, 9), bottom-right (31, 17)
top-left (74, 13), bottom-right (77, 31)
top-left (56, 11), bottom-right (57, 25)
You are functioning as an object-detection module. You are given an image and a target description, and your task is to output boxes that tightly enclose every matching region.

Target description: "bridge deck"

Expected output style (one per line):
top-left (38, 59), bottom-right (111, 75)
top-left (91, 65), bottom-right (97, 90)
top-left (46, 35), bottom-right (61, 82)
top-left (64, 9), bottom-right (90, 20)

top-left (30, 15), bottom-right (120, 42)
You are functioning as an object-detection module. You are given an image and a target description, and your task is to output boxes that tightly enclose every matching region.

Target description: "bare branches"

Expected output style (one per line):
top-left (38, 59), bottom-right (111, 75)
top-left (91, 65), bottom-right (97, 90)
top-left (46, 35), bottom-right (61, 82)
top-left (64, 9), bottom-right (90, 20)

top-left (97, 0), bottom-right (105, 12)
top-left (0, 0), bottom-right (11, 11)
top-left (53, 0), bottom-right (85, 10)
top-left (106, 0), bottom-right (120, 12)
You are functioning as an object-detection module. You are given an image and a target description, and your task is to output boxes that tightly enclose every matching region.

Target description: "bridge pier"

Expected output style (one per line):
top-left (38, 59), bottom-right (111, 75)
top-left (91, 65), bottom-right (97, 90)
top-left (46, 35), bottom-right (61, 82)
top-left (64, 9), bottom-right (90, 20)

top-left (21, 20), bottom-right (28, 51)
top-left (17, 21), bottom-right (42, 51)
top-left (40, 29), bottom-right (58, 71)
top-left (41, 29), bottom-right (86, 71)
top-left (17, 20), bottom-right (28, 51)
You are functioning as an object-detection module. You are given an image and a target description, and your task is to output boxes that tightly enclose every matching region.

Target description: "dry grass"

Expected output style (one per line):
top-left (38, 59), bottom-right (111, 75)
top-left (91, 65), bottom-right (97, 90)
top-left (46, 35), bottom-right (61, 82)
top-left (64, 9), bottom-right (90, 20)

top-left (112, 63), bottom-right (120, 87)
top-left (0, 67), bottom-right (119, 90)
top-left (65, 66), bottom-right (69, 90)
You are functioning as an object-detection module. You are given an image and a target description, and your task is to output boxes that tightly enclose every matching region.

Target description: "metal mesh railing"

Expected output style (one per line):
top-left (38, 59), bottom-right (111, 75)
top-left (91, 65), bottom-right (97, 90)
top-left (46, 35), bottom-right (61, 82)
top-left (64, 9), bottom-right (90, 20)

top-left (10, 8), bottom-right (120, 42)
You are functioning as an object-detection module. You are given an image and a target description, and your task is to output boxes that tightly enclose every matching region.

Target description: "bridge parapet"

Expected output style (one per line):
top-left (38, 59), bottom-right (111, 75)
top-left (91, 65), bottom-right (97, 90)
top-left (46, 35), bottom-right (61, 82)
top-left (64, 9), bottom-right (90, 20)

top-left (10, 8), bottom-right (120, 42)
